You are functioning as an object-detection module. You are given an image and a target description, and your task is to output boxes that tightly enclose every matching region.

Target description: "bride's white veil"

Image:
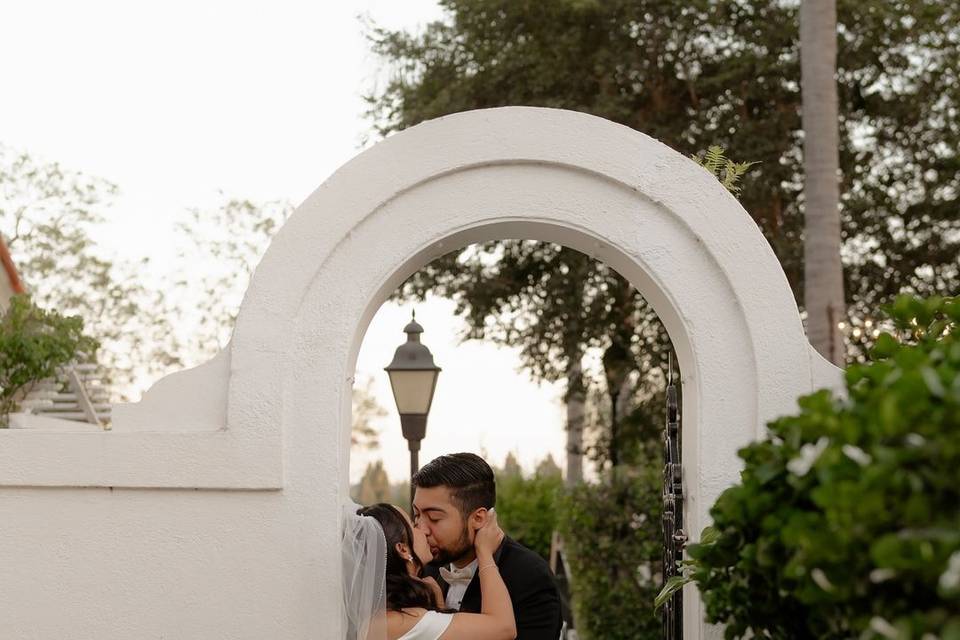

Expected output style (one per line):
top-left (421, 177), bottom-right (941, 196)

top-left (341, 501), bottom-right (388, 640)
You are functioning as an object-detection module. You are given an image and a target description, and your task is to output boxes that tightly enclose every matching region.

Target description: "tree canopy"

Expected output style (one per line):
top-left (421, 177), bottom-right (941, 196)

top-left (0, 145), bottom-right (181, 394)
top-left (367, 0), bottom-right (959, 324)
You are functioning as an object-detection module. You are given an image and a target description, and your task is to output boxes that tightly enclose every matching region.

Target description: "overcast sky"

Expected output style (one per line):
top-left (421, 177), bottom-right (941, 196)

top-left (0, 0), bottom-right (571, 484)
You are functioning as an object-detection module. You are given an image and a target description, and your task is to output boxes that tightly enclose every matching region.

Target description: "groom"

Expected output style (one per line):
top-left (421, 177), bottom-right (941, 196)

top-left (412, 453), bottom-right (563, 640)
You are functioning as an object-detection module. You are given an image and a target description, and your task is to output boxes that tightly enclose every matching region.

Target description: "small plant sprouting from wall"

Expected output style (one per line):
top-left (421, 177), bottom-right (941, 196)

top-left (691, 146), bottom-right (759, 196)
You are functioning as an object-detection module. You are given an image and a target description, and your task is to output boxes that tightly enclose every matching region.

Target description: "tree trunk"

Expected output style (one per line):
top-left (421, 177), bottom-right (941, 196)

top-left (607, 377), bottom-right (633, 469)
top-left (801, 0), bottom-right (846, 366)
top-left (609, 385), bottom-right (620, 468)
top-left (565, 357), bottom-right (585, 486)
top-left (615, 376), bottom-right (632, 428)
top-left (602, 338), bottom-right (631, 468)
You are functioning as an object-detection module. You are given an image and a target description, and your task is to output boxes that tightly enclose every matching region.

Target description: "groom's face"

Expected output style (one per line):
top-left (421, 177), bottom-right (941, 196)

top-left (412, 485), bottom-right (473, 566)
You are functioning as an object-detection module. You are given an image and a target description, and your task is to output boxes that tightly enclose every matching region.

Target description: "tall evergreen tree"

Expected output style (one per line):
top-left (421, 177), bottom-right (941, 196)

top-left (356, 460), bottom-right (392, 506)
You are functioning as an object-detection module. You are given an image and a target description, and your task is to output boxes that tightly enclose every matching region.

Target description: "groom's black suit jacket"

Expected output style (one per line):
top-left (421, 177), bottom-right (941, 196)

top-left (426, 537), bottom-right (562, 640)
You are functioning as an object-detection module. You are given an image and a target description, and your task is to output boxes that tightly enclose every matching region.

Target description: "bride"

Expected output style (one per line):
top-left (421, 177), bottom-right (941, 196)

top-left (342, 501), bottom-right (516, 640)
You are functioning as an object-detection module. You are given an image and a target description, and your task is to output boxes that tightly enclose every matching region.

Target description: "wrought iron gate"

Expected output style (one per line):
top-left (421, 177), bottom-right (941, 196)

top-left (661, 354), bottom-right (686, 639)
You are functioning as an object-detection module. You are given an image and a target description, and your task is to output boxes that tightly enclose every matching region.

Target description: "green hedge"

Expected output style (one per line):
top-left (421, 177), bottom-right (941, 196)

top-left (683, 296), bottom-right (960, 639)
top-left (561, 465), bottom-right (662, 640)
top-left (495, 459), bottom-right (564, 561)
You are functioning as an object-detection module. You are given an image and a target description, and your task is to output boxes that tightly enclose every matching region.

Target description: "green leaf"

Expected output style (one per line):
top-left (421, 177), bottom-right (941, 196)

top-left (699, 525), bottom-right (722, 545)
top-left (872, 333), bottom-right (900, 359)
top-left (654, 574), bottom-right (692, 611)
top-left (921, 366), bottom-right (946, 398)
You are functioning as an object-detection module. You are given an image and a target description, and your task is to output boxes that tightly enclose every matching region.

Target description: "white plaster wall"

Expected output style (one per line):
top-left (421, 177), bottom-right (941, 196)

top-left (0, 278), bottom-right (14, 313)
top-left (0, 107), bottom-right (843, 639)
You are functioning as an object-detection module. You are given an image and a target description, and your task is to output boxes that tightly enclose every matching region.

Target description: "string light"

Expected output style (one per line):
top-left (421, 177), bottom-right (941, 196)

top-left (836, 316), bottom-right (904, 342)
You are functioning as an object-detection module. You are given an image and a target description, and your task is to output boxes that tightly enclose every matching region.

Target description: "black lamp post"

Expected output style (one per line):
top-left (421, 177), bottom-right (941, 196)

top-left (384, 312), bottom-right (441, 508)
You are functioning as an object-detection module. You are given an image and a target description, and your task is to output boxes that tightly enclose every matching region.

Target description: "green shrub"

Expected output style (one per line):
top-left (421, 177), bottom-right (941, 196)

top-left (495, 456), bottom-right (564, 561)
top-left (679, 295), bottom-right (960, 639)
top-left (0, 295), bottom-right (99, 426)
top-left (561, 465), bottom-right (662, 640)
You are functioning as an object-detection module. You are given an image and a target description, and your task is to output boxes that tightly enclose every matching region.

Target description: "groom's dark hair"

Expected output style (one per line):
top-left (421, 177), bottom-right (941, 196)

top-left (413, 452), bottom-right (496, 518)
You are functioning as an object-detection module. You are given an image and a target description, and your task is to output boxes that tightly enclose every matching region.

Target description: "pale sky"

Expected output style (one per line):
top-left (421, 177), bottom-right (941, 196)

top-left (0, 0), bottom-right (572, 485)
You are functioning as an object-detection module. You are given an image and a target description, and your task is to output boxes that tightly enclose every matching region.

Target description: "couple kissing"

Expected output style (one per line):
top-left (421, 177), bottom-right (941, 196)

top-left (343, 453), bottom-right (563, 640)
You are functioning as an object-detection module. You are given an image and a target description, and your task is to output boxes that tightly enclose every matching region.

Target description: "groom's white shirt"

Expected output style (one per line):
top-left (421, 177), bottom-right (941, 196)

top-left (442, 558), bottom-right (478, 610)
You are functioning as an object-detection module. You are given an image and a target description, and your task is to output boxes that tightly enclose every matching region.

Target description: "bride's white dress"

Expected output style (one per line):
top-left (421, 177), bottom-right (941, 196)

top-left (397, 611), bottom-right (454, 640)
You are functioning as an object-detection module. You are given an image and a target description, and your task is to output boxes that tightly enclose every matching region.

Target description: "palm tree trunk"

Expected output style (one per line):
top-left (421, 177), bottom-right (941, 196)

top-left (801, 0), bottom-right (846, 366)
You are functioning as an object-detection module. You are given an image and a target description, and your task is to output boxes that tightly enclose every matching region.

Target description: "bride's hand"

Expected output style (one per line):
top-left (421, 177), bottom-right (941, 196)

top-left (473, 509), bottom-right (504, 558)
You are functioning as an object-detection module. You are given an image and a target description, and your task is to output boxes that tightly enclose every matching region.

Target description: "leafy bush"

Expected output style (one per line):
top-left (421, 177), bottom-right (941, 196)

top-left (495, 455), bottom-right (564, 561)
top-left (561, 465), bottom-right (662, 640)
top-left (679, 296), bottom-right (960, 639)
top-left (0, 295), bottom-right (99, 426)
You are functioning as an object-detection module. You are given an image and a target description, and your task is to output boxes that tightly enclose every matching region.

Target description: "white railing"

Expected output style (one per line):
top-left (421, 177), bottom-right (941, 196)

top-left (19, 361), bottom-right (111, 428)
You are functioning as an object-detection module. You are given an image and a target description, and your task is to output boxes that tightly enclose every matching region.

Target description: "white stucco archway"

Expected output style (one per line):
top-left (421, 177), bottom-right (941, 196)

top-left (0, 107), bottom-right (841, 639)
top-left (224, 106), bottom-right (842, 636)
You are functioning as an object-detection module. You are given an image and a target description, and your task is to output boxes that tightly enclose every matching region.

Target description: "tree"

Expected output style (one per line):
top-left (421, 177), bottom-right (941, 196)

top-left (0, 146), bottom-right (305, 399)
top-left (397, 242), bottom-right (670, 481)
top-left (500, 451), bottom-right (523, 478)
top-left (0, 295), bottom-right (99, 426)
top-left (493, 454), bottom-right (565, 561)
top-left (366, 0), bottom-right (960, 355)
top-left (173, 199), bottom-right (390, 453)
top-left (170, 197), bottom-right (292, 358)
top-left (350, 461), bottom-right (410, 507)
top-left (1, 144), bottom-right (388, 449)
top-left (352, 376), bottom-right (386, 449)
top-left (0, 144), bottom-right (182, 396)
top-left (534, 454), bottom-right (562, 480)
top-left (355, 460), bottom-right (393, 506)
top-left (801, 0), bottom-right (846, 365)
top-left (0, 145), bottom-right (289, 397)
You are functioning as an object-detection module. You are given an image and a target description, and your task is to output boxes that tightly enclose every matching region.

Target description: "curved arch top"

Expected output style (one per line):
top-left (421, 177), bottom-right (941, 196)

top-left (243, 107), bottom-right (798, 335)
top-left (234, 106), bottom-right (816, 440)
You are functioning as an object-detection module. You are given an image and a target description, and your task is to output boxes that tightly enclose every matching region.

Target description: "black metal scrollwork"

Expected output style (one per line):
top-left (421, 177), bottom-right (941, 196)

top-left (662, 354), bottom-right (686, 639)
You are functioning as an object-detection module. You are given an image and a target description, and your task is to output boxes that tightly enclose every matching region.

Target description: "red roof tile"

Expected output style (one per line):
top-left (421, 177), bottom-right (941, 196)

top-left (0, 235), bottom-right (26, 295)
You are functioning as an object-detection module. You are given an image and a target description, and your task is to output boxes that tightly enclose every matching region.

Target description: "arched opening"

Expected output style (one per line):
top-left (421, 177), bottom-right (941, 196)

top-left (348, 235), bottom-right (686, 637)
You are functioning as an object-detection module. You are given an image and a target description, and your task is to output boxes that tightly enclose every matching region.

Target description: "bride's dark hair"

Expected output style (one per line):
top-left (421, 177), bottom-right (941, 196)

top-left (356, 503), bottom-right (437, 613)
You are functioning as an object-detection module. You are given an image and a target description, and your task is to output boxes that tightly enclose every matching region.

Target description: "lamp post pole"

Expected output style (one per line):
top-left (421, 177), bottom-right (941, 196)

top-left (402, 415), bottom-right (426, 506)
top-left (385, 312), bottom-right (441, 510)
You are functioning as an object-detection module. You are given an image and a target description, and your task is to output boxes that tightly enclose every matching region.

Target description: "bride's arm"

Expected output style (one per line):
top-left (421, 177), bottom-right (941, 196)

top-left (438, 512), bottom-right (516, 640)
top-left (422, 576), bottom-right (445, 608)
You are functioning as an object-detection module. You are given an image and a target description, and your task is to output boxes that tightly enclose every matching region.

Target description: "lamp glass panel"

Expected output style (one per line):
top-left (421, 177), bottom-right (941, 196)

top-left (388, 370), bottom-right (438, 414)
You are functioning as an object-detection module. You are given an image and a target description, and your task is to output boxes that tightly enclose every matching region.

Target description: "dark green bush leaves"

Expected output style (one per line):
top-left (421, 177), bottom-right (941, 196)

top-left (684, 296), bottom-right (959, 639)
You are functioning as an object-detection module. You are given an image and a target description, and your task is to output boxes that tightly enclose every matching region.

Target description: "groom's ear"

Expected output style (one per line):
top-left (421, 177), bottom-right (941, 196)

top-left (469, 507), bottom-right (489, 529)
